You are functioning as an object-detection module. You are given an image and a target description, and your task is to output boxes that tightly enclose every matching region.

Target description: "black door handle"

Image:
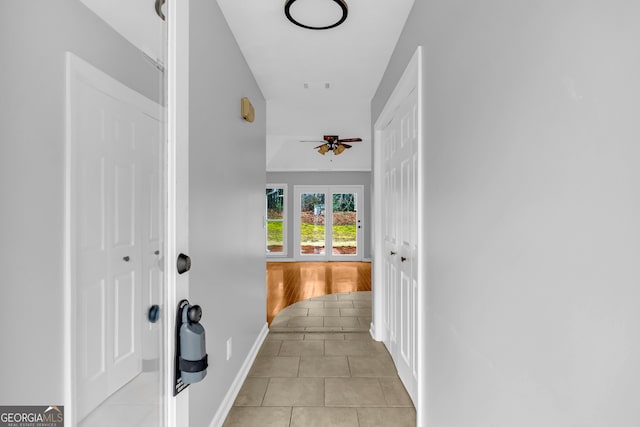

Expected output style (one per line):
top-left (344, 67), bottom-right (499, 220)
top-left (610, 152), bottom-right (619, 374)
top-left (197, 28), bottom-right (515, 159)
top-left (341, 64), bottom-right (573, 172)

top-left (177, 253), bottom-right (191, 274)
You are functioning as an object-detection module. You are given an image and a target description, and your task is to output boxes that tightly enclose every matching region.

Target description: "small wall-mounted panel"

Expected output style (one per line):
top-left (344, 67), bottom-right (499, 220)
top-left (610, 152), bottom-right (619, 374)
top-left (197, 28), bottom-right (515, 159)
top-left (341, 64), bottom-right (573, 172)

top-left (241, 97), bottom-right (255, 122)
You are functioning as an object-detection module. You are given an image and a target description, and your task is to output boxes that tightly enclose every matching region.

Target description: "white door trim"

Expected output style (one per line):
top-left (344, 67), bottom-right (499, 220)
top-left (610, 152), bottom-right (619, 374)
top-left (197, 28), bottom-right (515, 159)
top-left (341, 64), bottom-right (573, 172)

top-left (166, 0), bottom-right (190, 425)
top-left (372, 46), bottom-right (425, 426)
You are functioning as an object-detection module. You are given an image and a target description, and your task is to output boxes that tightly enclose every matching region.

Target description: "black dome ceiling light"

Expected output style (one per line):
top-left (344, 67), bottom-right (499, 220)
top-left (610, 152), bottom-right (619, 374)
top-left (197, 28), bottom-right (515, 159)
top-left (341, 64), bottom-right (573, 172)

top-left (284, 0), bottom-right (349, 30)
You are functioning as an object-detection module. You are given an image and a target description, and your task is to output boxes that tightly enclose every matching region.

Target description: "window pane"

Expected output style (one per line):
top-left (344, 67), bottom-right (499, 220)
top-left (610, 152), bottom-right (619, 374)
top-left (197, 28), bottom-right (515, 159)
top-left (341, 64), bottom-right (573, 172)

top-left (266, 188), bottom-right (284, 220)
top-left (300, 193), bottom-right (325, 255)
top-left (267, 221), bottom-right (284, 253)
top-left (332, 193), bottom-right (357, 255)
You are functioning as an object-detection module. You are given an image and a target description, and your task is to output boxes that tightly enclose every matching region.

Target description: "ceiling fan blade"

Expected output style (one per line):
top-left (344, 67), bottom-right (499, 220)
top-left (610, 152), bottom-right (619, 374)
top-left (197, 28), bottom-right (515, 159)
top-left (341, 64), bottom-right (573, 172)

top-left (337, 138), bottom-right (362, 143)
top-left (339, 143), bottom-right (352, 148)
top-left (323, 135), bottom-right (339, 143)
top-left (301, 140), bottom-right (325, 143)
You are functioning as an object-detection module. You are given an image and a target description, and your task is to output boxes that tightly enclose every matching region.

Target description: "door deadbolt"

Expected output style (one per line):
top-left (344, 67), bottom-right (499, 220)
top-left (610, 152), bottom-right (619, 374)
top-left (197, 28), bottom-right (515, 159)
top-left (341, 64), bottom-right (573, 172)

top-left (177, 253), bottom-right (191, 275)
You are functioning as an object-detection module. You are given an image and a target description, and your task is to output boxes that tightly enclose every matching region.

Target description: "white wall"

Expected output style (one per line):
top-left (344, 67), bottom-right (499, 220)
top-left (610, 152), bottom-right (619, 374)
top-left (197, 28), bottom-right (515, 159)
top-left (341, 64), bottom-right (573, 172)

top-left (0, 0), bottom-right (161, 406)
top-left (80, 0), bottom-right (164, 61)
top-left (373, 0), bottom-right (640, 426)
top-left (267, 100), bottom-right (371, 171)
top-left (189, 0), bottom-right (267, 425)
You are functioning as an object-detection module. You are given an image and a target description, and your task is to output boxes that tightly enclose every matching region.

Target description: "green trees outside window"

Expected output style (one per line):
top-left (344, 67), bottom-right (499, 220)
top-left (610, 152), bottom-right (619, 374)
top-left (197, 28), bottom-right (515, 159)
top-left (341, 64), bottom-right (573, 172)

top-left (266, 187), bottom-right (285, 253)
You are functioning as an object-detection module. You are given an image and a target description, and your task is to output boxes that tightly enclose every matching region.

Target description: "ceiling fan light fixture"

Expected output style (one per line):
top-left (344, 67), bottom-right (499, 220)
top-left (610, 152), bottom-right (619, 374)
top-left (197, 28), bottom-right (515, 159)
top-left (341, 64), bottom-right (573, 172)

top-left (334, 144), bottom-right (346, 155)
top-left (317, 144), bottom-right (330, 155)
top-left (284, 0), bottom-right (348, 30)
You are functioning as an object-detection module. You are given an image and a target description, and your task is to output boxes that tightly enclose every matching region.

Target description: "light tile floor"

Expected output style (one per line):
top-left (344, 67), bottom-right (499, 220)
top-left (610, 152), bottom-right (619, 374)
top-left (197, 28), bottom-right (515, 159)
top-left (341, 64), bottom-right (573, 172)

top-left (269, 291), bottom-right (374, 333)
top-left (78, 372), bottom-right (162, 427)
top-left (223, 292), bottom-right (416, 427)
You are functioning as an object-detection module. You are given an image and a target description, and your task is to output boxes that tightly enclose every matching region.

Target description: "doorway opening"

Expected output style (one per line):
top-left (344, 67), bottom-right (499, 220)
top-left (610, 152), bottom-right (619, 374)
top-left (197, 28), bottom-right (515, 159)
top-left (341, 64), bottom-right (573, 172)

top-left (293, 185), bottom-right (364, 261)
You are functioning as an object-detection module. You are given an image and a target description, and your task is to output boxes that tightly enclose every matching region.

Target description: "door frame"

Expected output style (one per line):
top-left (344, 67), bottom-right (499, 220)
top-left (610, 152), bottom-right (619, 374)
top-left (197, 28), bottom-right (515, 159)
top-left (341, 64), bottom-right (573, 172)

top-left (293, 185), bottom-right (364, 261)
top-left (372, 46), bottom-right (425, 425)
top-left (166, 0), bottom-right (190, 425)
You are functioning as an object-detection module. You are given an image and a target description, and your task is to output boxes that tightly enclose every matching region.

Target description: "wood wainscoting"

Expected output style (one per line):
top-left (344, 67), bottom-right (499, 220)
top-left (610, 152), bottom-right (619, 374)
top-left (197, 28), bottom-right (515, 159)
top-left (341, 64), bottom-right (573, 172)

top-left (266, 261), bottom-right (371, 324)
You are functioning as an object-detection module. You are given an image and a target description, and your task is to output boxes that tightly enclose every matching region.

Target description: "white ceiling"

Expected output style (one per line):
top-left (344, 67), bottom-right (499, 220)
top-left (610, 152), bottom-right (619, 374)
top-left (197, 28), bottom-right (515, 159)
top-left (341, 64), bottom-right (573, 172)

top-left (79, 0), bottom-right (414, 106)
top-left (216, 0), bottom-right (415, 105)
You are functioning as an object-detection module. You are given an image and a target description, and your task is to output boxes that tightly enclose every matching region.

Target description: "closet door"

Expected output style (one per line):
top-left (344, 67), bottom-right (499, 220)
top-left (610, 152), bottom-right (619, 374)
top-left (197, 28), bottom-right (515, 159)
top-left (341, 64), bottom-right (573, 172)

top-left (380, 87), bottom-right (419, 403)
top-left (70, 54), bottom-right (163, 422)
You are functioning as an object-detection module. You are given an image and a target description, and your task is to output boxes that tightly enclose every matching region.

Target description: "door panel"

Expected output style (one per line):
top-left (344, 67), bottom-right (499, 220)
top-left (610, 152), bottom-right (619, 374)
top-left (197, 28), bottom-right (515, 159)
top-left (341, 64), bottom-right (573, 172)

top-left (113, 271), bottom-right (136, 362)
top-left (299, 192), bottom-right (326, 255)
top-left (331, 192), bottom-right (359, 256)
top-left (82, 280), bottom-right (107, 381)
top-left (113, 162), bottom-right (136, 247)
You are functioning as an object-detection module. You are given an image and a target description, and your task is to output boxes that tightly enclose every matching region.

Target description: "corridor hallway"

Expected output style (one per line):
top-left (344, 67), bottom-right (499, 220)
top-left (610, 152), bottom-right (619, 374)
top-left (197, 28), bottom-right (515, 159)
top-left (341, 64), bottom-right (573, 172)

top-left (222, 263), bottom-right (415, 426)
top-left (266, 262), bottom-right (372, 325)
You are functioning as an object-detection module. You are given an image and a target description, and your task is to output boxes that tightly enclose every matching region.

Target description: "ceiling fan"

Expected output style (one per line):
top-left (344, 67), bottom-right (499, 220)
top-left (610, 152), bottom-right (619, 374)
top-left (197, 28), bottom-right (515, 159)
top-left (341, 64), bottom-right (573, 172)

top-left (301, 135), bottom-right (362, 155)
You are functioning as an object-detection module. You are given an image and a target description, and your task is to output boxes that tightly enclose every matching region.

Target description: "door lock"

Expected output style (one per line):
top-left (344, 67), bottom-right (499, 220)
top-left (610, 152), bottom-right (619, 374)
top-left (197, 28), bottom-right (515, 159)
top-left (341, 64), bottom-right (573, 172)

top-left (177, 253), bottom-right (191, 275)
top-left (148, 305), bottom-right (160, 323)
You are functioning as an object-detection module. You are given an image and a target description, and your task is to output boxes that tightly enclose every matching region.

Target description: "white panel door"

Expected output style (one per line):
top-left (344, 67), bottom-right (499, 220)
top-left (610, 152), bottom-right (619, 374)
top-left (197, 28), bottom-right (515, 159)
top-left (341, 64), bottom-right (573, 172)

top-left (70, 54), bottom-right (163, 422)
top-left (74, 81), bottom-right (110, 417)
top-left (381, 88), bottom-right (419, 402)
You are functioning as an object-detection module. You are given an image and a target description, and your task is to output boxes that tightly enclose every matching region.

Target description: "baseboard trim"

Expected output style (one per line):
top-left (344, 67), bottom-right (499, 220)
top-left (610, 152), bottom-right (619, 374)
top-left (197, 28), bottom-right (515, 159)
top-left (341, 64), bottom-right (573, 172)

top-left (208, 322), bottom-right (269, 427)
top-left (369, 322), bottom-right (378, 341)
top-left (267, 259), bottom-right (372, 263)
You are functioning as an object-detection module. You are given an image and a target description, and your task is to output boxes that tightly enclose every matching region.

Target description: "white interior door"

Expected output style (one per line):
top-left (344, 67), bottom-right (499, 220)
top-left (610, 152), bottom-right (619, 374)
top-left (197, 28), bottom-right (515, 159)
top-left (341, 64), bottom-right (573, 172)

top-left (380, 88), bottom-right (419, 403)
top-left (294, 185), bottom-right (364, 261)
top-left (69, 53), bottom-right (164, 423)
top-left (74, 75), bottom-right (110, 417)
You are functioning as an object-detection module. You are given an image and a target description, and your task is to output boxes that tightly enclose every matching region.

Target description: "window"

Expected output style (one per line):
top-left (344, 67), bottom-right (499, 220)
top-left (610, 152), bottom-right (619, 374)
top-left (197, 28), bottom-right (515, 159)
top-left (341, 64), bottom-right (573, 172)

top-left (293, 185), bottom-right (363, 261)
top-left (266, 185), bottom-right (287, 256)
